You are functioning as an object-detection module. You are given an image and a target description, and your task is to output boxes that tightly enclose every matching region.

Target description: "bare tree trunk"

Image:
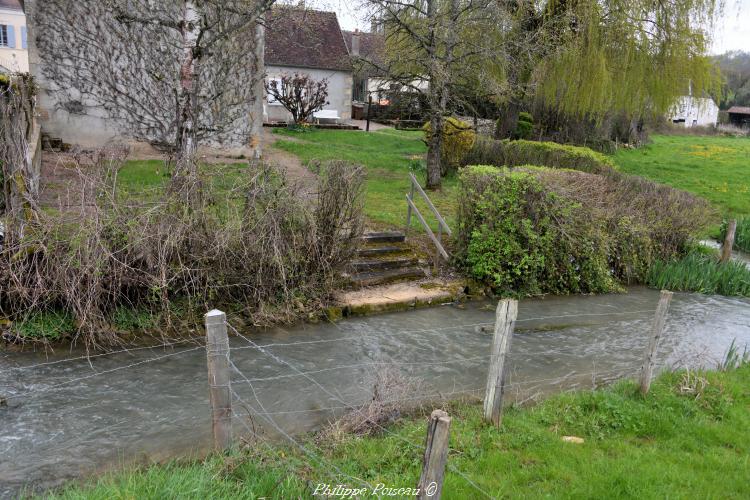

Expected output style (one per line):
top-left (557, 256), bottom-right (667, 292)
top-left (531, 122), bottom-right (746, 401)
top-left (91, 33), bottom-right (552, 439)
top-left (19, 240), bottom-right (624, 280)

top-left (175, 0), bottom-right (201, 179)
top-left (426, 110), bottom-right (443, 189)
top-left (494, 100), bottom-right (520, 139)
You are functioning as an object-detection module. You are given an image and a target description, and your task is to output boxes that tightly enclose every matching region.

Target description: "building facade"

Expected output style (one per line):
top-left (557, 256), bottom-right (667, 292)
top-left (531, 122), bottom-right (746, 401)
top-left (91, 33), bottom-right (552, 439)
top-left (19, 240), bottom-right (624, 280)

top-left (669, 96), bottom-right (720, 128)
top-left (0, 0), bottom-right (28, 73)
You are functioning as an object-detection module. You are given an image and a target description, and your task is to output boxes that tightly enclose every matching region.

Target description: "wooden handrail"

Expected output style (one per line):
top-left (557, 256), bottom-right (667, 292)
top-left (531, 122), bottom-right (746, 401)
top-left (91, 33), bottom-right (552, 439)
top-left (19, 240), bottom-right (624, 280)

top-left (408, 173), bottom-right (451, 235)
top-left (406, 196), bottom-right (449, 260)
top-left (405, 174), bottom-right (452, 269)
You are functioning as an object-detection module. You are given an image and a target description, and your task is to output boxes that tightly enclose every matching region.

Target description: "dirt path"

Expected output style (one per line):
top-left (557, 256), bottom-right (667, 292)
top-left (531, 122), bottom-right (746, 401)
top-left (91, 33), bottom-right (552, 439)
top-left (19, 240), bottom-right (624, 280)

top-left (261, 128), bottom-right (318, 189)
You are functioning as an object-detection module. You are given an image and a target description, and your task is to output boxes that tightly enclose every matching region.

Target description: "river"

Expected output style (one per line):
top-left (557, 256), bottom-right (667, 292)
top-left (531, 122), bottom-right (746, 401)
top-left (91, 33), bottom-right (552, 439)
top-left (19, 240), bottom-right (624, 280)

top-left (1, 287), bottom-right (748, 498)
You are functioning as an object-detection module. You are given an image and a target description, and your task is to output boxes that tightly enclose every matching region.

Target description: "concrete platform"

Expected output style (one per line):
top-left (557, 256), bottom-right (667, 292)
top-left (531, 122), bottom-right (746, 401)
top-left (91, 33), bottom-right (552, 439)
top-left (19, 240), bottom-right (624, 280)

top-left (334, 279), bottom-right (467, 317)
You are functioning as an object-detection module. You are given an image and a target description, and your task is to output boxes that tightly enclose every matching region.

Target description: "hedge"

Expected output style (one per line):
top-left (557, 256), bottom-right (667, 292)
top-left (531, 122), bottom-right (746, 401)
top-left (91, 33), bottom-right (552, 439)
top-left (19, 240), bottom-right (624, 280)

top-left (456, 165), bottom-right (714, 296)
top-left (462, 137), bottom-right (617, 174)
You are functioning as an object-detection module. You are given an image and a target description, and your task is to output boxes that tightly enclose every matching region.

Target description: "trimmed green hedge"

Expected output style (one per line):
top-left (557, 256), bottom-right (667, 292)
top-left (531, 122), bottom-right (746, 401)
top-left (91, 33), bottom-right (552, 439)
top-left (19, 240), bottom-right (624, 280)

top-left (457, 165), bottom-right (714, 296)
top-left (462, 137), bottom-right (617, 174)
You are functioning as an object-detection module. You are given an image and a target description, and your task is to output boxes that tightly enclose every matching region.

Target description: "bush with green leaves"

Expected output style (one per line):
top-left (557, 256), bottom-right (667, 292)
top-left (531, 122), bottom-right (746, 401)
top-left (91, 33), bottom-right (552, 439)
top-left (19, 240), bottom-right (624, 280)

top-left (515, 112), bottom-right (534, 140)
top-left (457, 165), bottom-right (714, 296)
top-left (462, 137), bottom-right (617, 174)
top-left (423, 117), bottom-right (476, 174)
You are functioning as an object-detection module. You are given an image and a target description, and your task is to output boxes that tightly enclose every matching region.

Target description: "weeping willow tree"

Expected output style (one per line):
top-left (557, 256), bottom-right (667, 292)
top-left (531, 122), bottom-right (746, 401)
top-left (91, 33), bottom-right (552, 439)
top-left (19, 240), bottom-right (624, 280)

top-left (505, 0), bottom-right (723, 143)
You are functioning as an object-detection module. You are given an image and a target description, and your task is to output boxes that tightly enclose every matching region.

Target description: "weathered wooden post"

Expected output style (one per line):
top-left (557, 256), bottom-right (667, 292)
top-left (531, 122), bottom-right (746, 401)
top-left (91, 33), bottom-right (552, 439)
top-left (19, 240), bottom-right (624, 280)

top-left (484, 299), bottom-right (518, 426)
top-left (720, 219), bottom-right (737, 263)
top-left (417, 410), bottom-right (452, 500)
top-left (205, 309), bottom-right (232, 450)
top-left (639, 291), bottom-right (673, 395)
top-left (406, 178), bottom-right (415, 232)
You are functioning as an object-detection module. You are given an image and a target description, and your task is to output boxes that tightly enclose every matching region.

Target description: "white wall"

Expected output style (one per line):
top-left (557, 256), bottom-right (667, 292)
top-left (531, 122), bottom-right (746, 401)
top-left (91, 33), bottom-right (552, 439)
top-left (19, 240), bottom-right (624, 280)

top-left (0, 7), bottom-right (29, 72)
top-left (265, 65), bottom-right (352, 123)
top-left (670, 96), bottom-right (719, 127)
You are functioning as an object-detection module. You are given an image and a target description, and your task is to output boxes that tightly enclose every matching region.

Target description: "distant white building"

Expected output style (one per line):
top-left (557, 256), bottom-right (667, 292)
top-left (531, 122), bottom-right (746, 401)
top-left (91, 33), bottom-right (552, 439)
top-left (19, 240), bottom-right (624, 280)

top-left (0, 0), bottom-right (28, 73)
top-left (669, 96), bottom-right (719, 128)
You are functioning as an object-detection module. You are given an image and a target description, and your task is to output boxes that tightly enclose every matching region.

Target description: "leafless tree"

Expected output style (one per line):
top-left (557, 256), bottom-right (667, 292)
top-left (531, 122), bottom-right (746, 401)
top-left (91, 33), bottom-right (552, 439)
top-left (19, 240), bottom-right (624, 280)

top-left (265, 73), bottom-right (330, 124)
top-left (28, 0), bottom-right (274, 177)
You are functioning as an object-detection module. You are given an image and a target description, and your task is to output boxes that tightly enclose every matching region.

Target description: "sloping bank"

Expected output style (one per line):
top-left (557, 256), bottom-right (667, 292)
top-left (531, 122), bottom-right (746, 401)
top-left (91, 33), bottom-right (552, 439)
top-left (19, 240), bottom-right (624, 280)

top-left (455, 137), bottom-right (739, 296)
top-left (46, 365), bottom-right (750, 498)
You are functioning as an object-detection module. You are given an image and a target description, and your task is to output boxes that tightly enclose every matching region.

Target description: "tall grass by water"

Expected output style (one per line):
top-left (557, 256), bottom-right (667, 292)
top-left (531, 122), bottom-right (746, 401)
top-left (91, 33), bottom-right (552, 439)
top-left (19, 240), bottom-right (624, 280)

top-left (647, 251), bottom-right (750, 297)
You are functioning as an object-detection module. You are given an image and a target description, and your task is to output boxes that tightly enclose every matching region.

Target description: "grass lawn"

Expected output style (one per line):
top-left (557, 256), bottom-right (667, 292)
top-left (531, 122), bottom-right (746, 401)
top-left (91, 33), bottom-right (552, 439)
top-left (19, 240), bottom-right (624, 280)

top-left (49, 365), bottom-right (750, 499)
top-left (613, 135), bottom-right (750, 217)
top-left (272, 128), bottom-right (458, 230)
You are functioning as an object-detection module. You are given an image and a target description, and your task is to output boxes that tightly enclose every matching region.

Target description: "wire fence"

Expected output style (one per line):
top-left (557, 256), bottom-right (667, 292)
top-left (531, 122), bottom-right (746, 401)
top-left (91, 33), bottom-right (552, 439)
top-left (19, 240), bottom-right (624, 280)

top-left (3, 297), bottom-right (743, 499)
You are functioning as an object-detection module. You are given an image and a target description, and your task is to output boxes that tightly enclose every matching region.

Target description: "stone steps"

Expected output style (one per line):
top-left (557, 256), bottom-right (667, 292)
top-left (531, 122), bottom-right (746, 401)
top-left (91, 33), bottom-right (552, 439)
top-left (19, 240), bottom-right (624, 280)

top-left (345, 231), bottom-right (427, 288)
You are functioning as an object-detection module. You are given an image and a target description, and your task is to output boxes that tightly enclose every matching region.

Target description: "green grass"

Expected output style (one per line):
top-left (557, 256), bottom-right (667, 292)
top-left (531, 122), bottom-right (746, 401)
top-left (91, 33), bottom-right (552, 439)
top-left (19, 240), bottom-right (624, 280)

top-left (272, 128), bottom-right (458, 229)
top-left (116, 160), bottom-right (249, 202)
top-left (49, 365), bottom-right (750, 499)
top-left (613, 135), bottom-right (750, 217)
top-left (647, 250), bottom-right (750, 297)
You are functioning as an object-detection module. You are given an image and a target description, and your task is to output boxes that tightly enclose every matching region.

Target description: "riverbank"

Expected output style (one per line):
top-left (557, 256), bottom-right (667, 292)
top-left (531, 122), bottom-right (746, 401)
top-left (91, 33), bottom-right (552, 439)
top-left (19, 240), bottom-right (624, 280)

top-left (45, 363), bottom-right (750, 499)
top-left (4, 289), bottom-right (749, 497)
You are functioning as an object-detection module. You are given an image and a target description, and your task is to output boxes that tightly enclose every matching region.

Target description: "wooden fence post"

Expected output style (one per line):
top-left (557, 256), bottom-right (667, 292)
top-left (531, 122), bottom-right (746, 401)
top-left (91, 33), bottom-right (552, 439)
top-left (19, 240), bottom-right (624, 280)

top-left (417, 410), bottom-right (452, 500)
top-left (639, 291), bottom-right (673, 395)
top-left (484, 299), bottom-right (518, 426)
top-left (721, 219), bottom-right (737, 263)
top-left (206, 309), bottom-right (232, 450)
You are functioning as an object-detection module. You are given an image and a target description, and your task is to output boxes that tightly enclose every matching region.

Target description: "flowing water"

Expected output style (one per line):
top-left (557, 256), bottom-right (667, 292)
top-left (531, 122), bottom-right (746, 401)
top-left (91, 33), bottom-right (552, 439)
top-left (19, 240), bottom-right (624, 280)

top-left (1, 287), bottom-right (748, 498)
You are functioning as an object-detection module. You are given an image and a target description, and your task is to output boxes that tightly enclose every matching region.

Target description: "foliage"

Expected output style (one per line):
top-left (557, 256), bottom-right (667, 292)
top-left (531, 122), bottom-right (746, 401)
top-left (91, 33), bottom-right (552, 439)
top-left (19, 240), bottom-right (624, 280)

top-left (422, 117), bottom-right (476, 175)
top-left (613, 135), bottom-right (750, 217)
top-left (462, 137), bottom-right (617, 174)
top-left (0, 149), bottom-right (365, 348)
top-left (15, 310), bottom-right (76, 341)
top-left (720, 218), bottom-right (750, 253)
top-left (647, 251), bottom-right (750, 297)
top-left (456, 165), bottom-right (714, 295)
top-left (515, 112), bottom-right (534, 140)
top-left (265, 73), bottom-right (330, 125)
top-left (111, 306), bottom-right (156, 332)
top-left (713, 50), bottom-right (750, 109)
top-left (50, 365), bottom-right (750, 499)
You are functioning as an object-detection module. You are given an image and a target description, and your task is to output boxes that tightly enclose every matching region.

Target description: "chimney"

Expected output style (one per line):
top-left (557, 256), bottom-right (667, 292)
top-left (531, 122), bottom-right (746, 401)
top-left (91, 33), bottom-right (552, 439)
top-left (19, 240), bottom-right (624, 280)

top-left (351, 30), bottom-right (360, 57)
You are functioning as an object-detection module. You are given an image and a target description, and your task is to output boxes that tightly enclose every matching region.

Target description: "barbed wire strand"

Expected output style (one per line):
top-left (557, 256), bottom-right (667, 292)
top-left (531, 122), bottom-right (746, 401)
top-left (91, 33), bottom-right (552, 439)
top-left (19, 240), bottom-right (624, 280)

top-left (6, 346), bottom-right (204, 401)
top-left (0, 337), bottom-right (205, 374)
top-left (226, 321), bottom-right (495, 499)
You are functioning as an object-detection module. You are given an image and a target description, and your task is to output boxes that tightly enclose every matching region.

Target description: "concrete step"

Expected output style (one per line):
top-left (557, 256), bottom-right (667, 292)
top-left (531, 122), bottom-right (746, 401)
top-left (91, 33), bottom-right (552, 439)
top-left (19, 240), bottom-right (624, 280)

top-left (348, 267), bottom-right (427, 287)
top-left (351, 256), bottom-right (419, 272)
top-left (357, 245), bottom-right (406, 258)
top-left (360, 231), bottom-right (406, 244)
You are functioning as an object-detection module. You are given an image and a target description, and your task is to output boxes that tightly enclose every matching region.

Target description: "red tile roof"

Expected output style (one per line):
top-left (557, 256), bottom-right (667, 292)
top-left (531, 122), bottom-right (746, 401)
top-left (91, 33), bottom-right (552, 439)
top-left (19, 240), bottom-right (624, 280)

top-left (265, 8), bottom-right (351, 72)
top-left (727, 106), bottom-right (750, 115)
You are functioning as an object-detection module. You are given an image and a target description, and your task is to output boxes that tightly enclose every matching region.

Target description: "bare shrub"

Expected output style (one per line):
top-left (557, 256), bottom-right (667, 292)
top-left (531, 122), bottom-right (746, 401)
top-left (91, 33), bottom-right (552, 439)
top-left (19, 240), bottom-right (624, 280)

top-left (319, 369), bottom-right (422, 442)
top-left (0, 152), bottom-right (365, 348)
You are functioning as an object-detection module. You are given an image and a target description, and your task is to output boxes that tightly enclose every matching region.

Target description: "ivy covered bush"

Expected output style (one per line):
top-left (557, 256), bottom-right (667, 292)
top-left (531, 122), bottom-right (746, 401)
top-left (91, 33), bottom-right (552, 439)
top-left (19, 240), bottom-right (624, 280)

top-left (456, 165), bottom-right (714, 296)
top-left (423, 117), bottom-right (476, 174)
top-left (515, 112), bottom-right (534, 140)
top-left (462, 137), bottom-right (616, 174)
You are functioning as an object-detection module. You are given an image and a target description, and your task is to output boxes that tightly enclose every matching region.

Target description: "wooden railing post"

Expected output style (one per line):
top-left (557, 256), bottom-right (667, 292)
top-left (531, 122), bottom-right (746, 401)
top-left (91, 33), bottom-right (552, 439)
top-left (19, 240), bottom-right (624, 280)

top-left (639, 291), bottom-right (673, 395)
top-left (417, 410), bottom-right (452, 500)
top-left (721, 219), bottom-right (737, 263)
top-left (406, 180), bottom-right (415, 232)
top-left (484, 299), bottom-right (518, 426)
top-left (206, 309), bottom-right (232, 450)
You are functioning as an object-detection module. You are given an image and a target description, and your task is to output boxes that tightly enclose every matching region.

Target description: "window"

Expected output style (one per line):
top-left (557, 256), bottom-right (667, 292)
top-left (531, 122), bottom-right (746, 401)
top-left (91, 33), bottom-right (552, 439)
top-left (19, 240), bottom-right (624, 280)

top-left (0, 25), bottom-right (8, 47)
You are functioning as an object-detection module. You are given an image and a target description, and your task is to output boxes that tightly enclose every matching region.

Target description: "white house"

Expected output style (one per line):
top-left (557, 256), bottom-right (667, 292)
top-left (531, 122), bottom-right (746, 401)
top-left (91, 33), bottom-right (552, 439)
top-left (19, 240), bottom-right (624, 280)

top-left (669, 96), bottom-right (720, 128)
top-left (264, 8), bottom-right (352, 124)
top-left (0, 0), bottom-right (28, 73)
